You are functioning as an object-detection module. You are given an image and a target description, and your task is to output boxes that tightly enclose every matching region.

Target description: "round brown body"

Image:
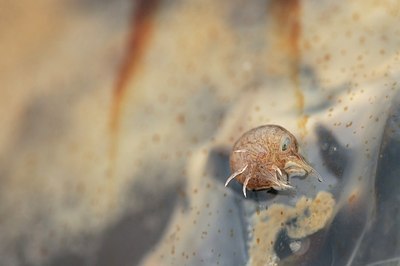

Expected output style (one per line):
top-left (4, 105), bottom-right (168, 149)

top-left (226, 125), bottom-right (319, 196)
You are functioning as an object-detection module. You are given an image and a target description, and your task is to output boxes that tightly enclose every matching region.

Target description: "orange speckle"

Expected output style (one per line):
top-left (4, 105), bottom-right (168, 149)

top-left (348, 193), bottom-right (357, 205)
top-left (324, 53), bottom-right (331, 61)
top-left (176, 113), bottom-right (185, 124)
top-left (152, 134), bottom-right (160, 143)
top-left (352, 12), bottom-right (360, 21)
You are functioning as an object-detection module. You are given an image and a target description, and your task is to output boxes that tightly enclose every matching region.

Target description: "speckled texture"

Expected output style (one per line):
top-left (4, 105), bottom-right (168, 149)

top-left (249, 191), bottom-right (335, 266)
top-left (1, 0), bottom-right (400, 265)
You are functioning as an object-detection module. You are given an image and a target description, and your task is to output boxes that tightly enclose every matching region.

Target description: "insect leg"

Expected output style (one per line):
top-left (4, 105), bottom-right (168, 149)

top-left (233, 149), bottom-right (247, 153)
top-left (270, 169), bottom-right (293, 190)
top-left (224, 164), bottom-right (248, 187)
top-left (271, 178), bottom-right (294, 190)
top-left (271, 164), bottom-right (283, 178)
top-left (242, 174), bottom-right (252, 198)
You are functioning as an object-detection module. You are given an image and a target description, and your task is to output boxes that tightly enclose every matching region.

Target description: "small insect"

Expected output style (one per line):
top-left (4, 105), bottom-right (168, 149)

top-left (225, 125), bottom-right (322, 197)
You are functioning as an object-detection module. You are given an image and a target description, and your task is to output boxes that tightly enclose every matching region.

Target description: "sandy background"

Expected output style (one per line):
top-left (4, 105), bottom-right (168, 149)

top-left (1, 0), bottom-right (400, 265)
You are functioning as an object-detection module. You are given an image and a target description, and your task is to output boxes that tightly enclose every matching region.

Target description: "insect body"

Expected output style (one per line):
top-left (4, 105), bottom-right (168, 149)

top-left (225, 125), bottom-right (322, 197)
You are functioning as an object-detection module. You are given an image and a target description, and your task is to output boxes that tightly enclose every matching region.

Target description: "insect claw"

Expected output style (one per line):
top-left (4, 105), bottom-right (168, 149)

top-left (224, 177), bottom-right (234, 187)
top-left (271, 165), bottom-right (283, 178)
top-left (276, 168), bottom-right (282, 177)
top-left (272, 181), bottom-right (294, 190)
top-left (225, 164), bottom-right (248, 187)
top-left (311, 169), bottom-right (324, 182)
top-left (242, 174), bottom-right (252, 198)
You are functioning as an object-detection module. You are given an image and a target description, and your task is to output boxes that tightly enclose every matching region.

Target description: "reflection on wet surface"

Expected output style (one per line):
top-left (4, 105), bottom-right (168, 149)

top-left (316, 124), bottom-right (349, 178)
top-left (1, 0), bottom-right (400, 265)
top-left (349, 94), bottom-right (400, 265)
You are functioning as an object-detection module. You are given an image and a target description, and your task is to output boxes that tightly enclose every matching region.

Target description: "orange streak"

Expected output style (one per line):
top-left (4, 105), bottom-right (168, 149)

top-left (109, 0), bottom-right (160, 176)
top-left (269, 0), bottom-right (307, 137)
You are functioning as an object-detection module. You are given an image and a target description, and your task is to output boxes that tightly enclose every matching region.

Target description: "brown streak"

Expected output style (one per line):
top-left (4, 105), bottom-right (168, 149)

top-left (109, 0), bottom-right (160, 176)
top-left (270, 0), bottom-right (301, 65)
top-left (269, 0), bottom-right (306, 136)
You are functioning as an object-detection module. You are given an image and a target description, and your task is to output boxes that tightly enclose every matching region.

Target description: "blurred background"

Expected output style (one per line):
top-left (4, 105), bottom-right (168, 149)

top-left (1, 0), bottom-right (400, 265)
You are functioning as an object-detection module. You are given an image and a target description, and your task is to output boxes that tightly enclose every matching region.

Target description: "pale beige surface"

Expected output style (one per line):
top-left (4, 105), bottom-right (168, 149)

top-left (0, 0), bottom-right (399, 265)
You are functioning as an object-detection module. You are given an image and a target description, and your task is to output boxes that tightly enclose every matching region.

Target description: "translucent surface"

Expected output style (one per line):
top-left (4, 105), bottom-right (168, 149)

top-left (0, 0), bottom-right (400, 265)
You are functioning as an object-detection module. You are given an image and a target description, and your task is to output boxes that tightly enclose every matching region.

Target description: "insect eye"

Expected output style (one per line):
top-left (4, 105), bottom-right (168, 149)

top-left (281, 137), bottom-right (291, 151)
